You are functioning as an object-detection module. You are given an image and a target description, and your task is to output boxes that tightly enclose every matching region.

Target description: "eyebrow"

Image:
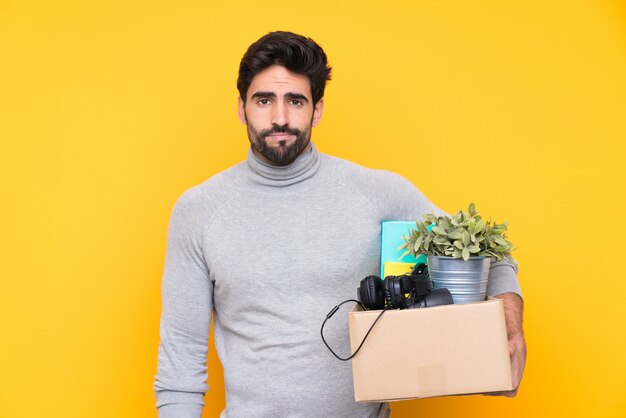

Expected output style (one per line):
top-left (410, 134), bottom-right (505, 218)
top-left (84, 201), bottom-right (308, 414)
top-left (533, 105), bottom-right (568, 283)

top-left (285, 92), bottom-right (309, 103)
top-left (250, 91), bottom-right (309, 103)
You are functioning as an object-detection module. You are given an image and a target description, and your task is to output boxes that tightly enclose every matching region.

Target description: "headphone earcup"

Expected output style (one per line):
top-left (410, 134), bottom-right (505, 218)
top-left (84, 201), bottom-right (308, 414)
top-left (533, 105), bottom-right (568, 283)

top-left (359, 276), bottom-right (385, 310)
top-left (383, 277), bottom-right (396, 309)
top-left (384, 276), bottom-right (411, 309)
top-left (394, 277), bottom-right (409, 309)
top-left (398, 276), bottom-right (413, 309)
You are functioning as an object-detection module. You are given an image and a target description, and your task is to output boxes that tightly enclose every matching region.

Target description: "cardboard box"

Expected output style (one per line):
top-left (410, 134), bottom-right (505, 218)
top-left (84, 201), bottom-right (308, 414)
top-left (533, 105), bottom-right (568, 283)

top-left (348, 299), bottom-right (512, 402)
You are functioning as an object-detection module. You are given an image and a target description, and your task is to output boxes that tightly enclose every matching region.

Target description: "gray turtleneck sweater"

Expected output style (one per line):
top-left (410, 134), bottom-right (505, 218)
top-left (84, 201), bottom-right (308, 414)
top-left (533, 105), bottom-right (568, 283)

top-left (154, 143), bottom-right (521, 418)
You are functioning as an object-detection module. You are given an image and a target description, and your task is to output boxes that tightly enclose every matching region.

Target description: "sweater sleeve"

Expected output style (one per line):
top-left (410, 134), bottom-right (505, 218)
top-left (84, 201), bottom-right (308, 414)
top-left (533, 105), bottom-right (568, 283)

top-left (486, 259), bottom-right (522, 298)
top-left (377, 172), bottom-right (523, 299)
top-left (154, 193), bottom-right (213, 418)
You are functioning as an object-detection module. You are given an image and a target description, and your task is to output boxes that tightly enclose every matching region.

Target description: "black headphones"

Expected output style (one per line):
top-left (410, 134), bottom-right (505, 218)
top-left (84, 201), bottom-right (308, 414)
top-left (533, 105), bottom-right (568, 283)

top-left (358, 264), bottom-right (434, 310)
top-left (357, 276), bottom-right (432, 310)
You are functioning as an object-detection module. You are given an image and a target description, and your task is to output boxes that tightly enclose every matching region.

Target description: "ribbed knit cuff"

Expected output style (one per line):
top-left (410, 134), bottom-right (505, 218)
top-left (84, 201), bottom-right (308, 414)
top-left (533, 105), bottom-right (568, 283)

top-left (155, 389), bottom-right (205, 407)
top-left (155, 390), bottom-right (205, 418)
top-left (486, 260), bottom-right (523, 299)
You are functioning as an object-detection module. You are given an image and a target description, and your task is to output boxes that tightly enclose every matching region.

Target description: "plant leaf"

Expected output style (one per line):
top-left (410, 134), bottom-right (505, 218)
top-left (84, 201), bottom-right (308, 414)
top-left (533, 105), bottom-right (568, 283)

top-left (494, 236), bottom-right (508, 246)
top-left (432, 226), bottom-right (447, 235)
top-left (433, 235), bottom-right (449, 245)
top-left (475, 219), bottom-right (484, 233)
top-left (424, 214), bottom-right (437, 223)
top-left (467, 244), bottom-right (480, 253)
top-left (414, 235), bottom-right (424, 252)
top-left (462, 230), bottom-right (470, 246)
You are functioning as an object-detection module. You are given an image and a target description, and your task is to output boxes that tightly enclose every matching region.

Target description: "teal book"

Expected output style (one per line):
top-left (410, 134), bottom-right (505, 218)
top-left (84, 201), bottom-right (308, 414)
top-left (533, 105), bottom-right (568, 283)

top-left (380, 221), bottom-right (427, 277)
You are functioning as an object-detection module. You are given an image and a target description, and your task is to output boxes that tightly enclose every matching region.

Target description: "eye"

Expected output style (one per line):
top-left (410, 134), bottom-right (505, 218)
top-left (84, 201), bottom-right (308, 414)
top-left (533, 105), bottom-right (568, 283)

top-left (288, 99), bottom-right (303, 106)
top-left (257, 98), bottom-right (271, 106)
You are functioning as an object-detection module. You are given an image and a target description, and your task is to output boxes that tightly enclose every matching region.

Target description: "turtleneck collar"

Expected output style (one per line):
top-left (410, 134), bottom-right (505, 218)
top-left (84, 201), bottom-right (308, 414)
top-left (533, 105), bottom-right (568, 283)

top-left (246, 142), bottom-right (321, 187)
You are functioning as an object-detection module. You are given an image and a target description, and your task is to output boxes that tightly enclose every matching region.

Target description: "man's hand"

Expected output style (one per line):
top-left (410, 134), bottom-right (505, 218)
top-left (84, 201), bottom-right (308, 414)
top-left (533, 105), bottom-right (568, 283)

top-left (486, 292), bottom-right (526, 397)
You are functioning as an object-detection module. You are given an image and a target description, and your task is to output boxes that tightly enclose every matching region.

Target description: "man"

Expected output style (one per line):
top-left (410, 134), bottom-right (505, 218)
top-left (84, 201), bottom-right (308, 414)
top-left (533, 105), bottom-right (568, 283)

top-left (154, 31), bottom-right (526, 418)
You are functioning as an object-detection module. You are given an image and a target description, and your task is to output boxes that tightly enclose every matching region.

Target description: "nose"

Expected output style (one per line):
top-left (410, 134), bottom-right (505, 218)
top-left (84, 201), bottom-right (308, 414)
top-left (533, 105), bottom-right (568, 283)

top-left (271, 101), bottom-right (288, 126)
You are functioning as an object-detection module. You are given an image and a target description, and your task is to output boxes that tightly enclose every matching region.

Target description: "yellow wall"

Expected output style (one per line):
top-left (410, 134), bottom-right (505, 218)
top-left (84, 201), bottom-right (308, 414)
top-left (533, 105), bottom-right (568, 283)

top-left (1, 1), bottom-right (625, 417)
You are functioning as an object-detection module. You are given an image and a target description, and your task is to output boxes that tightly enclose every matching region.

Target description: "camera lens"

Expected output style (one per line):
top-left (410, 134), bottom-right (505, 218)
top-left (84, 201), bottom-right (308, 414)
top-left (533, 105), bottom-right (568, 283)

top-left (412, 288), bottom-right (454, 308)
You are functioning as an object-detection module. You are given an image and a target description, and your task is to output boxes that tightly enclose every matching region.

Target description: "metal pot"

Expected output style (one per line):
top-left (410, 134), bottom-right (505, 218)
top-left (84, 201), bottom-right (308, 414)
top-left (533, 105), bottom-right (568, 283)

top-left (427, 256), bottom-right (491, 304)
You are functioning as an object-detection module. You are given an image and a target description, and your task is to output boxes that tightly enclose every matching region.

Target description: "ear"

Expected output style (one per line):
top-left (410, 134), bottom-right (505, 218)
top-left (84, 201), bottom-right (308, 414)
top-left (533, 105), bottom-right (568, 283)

top-left (237, 97), bottom-right (247, 124)
top-left (312, 99), bottom-right (324, 127)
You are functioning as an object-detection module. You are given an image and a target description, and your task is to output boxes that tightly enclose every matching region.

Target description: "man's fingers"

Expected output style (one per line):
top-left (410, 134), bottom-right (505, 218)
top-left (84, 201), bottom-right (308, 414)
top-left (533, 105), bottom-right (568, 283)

top-left (484, 336), bottom-right (525, 397)
top-left (483, 388), bottom-right (517, 397)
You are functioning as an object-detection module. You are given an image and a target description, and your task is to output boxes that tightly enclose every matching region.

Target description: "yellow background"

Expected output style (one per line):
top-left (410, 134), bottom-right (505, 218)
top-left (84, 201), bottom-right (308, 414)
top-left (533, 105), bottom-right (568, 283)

top-left (1, 1), bottom-right (625, 417)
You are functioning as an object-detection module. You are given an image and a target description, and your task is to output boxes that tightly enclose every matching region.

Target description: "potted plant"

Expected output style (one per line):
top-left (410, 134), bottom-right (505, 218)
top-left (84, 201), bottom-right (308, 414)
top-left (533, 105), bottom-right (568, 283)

top-left (400, 203), bottom-right (516, 303)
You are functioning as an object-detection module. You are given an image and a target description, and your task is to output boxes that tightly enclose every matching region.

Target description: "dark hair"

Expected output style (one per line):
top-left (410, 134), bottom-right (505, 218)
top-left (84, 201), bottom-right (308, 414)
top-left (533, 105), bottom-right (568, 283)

top-left (237, 31), bottom-right (332, 104)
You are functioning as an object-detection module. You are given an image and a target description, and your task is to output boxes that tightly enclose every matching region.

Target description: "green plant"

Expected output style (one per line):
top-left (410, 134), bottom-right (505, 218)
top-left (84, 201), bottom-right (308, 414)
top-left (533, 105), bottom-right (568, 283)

top-left (400, 203), bottom-right (517, 263)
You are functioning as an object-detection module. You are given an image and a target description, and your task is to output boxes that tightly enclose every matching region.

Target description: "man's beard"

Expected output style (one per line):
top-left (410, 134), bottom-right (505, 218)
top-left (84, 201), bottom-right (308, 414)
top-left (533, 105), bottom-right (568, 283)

top-left (246, 121), bottom-right (312, 167)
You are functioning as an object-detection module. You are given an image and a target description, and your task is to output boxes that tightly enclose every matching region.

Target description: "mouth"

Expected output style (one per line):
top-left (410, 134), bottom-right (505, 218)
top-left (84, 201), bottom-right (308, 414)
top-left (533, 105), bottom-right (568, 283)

top-left (265, 133), bottom-right (295, 142)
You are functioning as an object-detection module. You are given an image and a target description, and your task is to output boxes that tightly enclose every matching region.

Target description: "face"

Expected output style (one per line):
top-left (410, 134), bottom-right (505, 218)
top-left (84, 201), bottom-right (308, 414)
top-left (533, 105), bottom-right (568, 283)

top-left (238, 65), bottom-right (324, 166)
